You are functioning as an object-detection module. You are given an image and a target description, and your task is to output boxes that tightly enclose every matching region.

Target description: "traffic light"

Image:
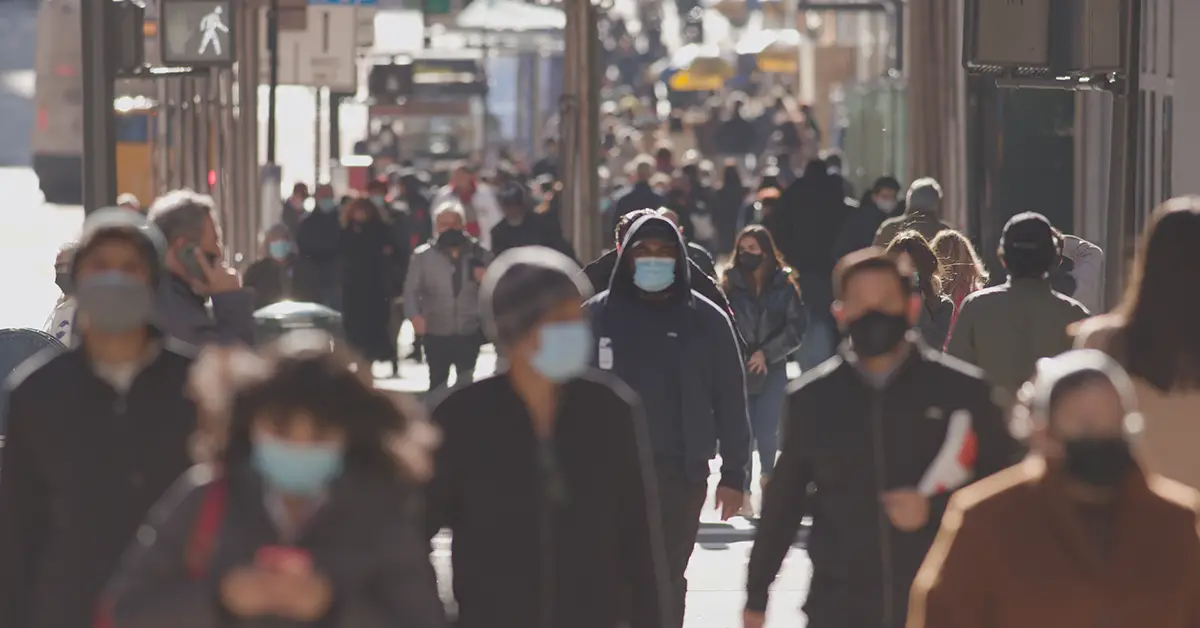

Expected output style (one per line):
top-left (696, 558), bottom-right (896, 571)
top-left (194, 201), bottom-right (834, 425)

top-left (423, 0), bottom-right (452, 15)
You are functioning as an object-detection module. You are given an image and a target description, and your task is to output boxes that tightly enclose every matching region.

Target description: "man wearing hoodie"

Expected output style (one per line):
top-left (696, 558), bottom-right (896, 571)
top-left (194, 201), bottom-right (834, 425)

top-left (873, 177), bottom-right (954, 247)
top-left (585, 214), bottom-right (750, 627)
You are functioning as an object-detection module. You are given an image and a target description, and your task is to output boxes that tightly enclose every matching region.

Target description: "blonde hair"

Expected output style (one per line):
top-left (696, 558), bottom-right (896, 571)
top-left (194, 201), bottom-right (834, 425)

top-left (931, 230), bottom-right (989, 297)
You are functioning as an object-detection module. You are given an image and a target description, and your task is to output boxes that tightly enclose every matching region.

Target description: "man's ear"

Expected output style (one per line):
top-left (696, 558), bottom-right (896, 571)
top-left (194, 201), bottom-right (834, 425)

top-left (831, 300), bottom-right (845, 326)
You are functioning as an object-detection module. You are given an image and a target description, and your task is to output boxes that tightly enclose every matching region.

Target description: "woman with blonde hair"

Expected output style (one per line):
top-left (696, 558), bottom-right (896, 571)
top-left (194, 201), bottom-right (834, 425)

top-left (886, 230), bottom-right (956, 349)
top-left (931, 230), bottom-right (989, 340)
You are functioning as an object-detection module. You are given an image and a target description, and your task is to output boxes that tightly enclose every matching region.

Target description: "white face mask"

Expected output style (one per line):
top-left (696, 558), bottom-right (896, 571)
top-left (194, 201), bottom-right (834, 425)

top-left (876, 197), bottom-right (898, 212)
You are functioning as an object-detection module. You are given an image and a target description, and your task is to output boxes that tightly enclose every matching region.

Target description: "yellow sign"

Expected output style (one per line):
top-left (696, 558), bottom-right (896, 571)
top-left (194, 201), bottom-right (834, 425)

top-left (757, 56), bottom-right (798, 73)
top-left (669, 71), bottom-right (726, 92)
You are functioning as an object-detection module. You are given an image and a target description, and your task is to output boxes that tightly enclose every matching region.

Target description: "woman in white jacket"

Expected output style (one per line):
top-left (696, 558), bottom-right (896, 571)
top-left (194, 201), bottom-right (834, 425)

top-left (43, 241), bottom-right (78, 346)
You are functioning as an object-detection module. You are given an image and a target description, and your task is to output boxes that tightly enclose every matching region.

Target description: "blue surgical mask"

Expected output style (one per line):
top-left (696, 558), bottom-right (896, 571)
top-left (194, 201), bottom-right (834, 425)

top-left (316, 198), bottom-right (337, 212)
top-left (633, 257), bottom-right (676, 292)
top-left (76, 271), bottom-right (154, 334)
top-left (370, 195), bottom-right (387, 208)
top-left (252, 437), bottom-right (344, 497)
top-left (268, 240), bottom-right (292, 260)
top-left (531, 321), bottom-right (594, 383)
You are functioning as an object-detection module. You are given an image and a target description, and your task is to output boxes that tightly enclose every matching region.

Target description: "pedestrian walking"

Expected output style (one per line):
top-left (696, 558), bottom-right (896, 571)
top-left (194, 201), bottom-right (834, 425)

top-left (873, 178), bottom-right (954, 247)
top-left (101, 333), bottom-right (445, 628)
top-left (431, 163), bottom-right (503, 250)
top-left (744, 248), bottom-right (1019, 628)
top-left (722, 226), bottom-right (805, 516)
top-left (427, 246), bottom-right (671, 628)
top-left (43, 240), bottom-right (79, 346)
top-left (295, 184), bottom-right (343, 311)
top-left (404, 202), bottom-right (493, 391)
top-left (833, 176), bottom-right (901, 262)
top-left (339, 198), bottom-right (396, 369)
top-left (947, 212), bottom-right (1089, 403)
top-left (0, 210), bottom-right (197, 628)
top-left (610, 156), bottom-right (667, 236)
top-left (930, 230), bottom-right (988, 341)
top-left (490, 182), bottom-right (576, 259)
top-left (909, 350), bottom-right (1200, 628)
top-left (884, 231), bottom-right (955, 350)
top-left (586, 213), bottom-right (750, 627)
top-left (149, 190), bottom-right (256, 346)
top-left (244, 224), bottom-right (317, 310)
top-left (1075, 196), bottom-right (1200, 490)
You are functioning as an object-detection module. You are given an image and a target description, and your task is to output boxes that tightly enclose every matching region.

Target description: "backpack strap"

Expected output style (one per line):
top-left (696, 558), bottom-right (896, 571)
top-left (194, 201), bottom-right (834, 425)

top-left (184, 477), bottom-right (229, 581)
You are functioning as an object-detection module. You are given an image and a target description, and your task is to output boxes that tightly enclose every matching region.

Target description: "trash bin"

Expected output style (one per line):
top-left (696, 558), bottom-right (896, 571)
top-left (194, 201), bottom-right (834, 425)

top-left (0, 328), bottom-right (66, 440)
top-left (253, 301), bottom-right (345, 347)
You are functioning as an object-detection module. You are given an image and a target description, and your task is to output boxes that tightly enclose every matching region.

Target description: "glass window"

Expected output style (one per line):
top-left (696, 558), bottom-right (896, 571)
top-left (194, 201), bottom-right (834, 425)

top-left (1163, 95), bottom-right (1174, 201)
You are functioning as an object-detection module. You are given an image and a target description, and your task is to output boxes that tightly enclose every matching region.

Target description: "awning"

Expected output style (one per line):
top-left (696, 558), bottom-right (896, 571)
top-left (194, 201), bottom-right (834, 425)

top-left (455, 0), bottom-right (566, 32)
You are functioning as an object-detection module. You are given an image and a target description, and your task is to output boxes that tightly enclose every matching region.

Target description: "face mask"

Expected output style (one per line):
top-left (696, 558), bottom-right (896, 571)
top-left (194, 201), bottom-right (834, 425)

top-left (633, 257), bottom-right (676, 293)
top-left (876, 197), bottom-right (897, 212)
top-left (268, 241), bottom-right (292, 260)
top-left (252, 437), bottom-right (345, 497)
top-left (438, 228), bottom-right (467, 247)
top-left (736, 252), bottom-right (763, 271)
top-left (370, 195), bottom-right (387, 208)
top-left (531, 321), bottom-right (594, 383)
top-left (1062, 437), bottom-right (1134, 488)
top-left (316, 198), bottom-right (337, 212)
top-left (75, 272), bottom-right (154, 334)
top-left (55, 272), bottom-right (74, 296)
top-left (846, 310), bottom-right (909, 358)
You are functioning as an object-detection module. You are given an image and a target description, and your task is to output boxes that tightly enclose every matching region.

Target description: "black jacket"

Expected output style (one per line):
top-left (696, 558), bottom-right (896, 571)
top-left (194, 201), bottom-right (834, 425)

top-left (725, 268), bottom-right (805, 369)
top-left (427, 373), bottom-right (671, 628)
top-left (105, 464), bottom-right (446, 628)
top-left (585, 215), bottom-right (750, 488)
top-left (611, 182), bottom-right (667, 235)
top-left (746, 341), bottom-right (1020, 628)
top-left (0, 340), bottom-right (198, 628)
top-left (489, 212), bottom-right (577, 261)
top-left (581, 248), bottom-right (745, 351)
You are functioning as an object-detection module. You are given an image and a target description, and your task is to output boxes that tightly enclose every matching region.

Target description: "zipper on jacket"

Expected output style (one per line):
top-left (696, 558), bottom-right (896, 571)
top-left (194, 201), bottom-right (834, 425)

top-left (869, 392), bottom-right (895, 627)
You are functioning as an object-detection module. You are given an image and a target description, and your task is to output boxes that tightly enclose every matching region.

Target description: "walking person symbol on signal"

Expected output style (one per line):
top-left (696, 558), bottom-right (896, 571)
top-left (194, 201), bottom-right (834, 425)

top-left (198, 6), bottom-right (229, 56)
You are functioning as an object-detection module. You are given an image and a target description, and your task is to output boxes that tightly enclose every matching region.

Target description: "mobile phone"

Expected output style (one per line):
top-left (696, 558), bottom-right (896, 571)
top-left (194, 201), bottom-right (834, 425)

top-left (177, 243), bottom-right (206, 281)
top-left (255, 546), bottom-right (312, 575)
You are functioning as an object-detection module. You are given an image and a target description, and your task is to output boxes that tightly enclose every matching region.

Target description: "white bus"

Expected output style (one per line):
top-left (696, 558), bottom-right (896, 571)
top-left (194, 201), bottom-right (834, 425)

top-left (32, 0), bottom-right (83, 203)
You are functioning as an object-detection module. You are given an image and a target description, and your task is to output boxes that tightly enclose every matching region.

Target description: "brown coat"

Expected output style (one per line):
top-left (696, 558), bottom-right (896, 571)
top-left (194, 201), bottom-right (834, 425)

top-left (908, 457), bottom-right (1200, 628)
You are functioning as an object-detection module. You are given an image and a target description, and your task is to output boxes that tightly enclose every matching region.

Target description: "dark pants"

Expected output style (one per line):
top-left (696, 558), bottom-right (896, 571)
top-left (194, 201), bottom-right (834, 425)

top-left (655, 464), bottom-right (708, 628)
top-left (425, 333), bottom-right (481, 391)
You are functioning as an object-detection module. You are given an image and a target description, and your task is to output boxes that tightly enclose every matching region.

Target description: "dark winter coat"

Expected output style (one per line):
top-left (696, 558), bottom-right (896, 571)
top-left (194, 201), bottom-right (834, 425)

top-left (489, 212), bottom-right (577, 261)
top-left (427, 373), bottom-right (671, 628)
top-left (105, 464), bottom-right (446, 628)
top-left (243, 257), bottom-right (320, 310)
top-left (585, 215), bottom-right (751, 489)
top-left (724, 268), bottom-right (805, 393)
top-left (610, 183), bottom-right (668, 235)
top-left (746, 342), bottom-right (1021, 628)
top-left (0, 340), bottom-right (197, 628)
top-left (340, 218), bottom-right (395, 361)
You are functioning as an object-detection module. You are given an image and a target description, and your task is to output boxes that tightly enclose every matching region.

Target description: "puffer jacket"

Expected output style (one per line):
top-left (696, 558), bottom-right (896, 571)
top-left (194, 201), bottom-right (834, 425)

top-left (724, 267), bottom-right (805, 370)
top-left (403, 236), bottom-right (494, 337)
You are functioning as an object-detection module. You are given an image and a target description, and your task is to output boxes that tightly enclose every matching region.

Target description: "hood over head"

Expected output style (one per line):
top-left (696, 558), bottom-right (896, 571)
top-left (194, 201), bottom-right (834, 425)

top-left (609, 214), bottom-right (692, 299)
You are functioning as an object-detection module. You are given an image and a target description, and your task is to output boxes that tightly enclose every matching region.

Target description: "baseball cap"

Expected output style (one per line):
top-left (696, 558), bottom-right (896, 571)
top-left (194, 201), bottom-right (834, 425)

top-left (1001, 212), bottom-right (1056, 255)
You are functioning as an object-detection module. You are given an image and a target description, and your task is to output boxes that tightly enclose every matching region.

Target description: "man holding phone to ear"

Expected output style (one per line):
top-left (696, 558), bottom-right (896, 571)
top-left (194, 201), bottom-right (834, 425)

top-left (149, 190), bottom-right (257, 346)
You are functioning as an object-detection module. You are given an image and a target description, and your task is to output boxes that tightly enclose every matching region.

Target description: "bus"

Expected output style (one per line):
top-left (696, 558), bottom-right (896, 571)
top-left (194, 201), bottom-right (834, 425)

top-left (32, 0), bottom-right (159, 205)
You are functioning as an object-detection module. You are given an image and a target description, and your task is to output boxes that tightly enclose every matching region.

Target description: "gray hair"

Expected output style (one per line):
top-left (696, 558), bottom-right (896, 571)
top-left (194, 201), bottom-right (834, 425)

top-left (480, 247), bottom-right (592, 349)
top-left (434, 201), bottom-right (466, 221)
top-left (906, 177), bottom-right (943, 214)
top-left (148, 189), bottom-right (219, 242)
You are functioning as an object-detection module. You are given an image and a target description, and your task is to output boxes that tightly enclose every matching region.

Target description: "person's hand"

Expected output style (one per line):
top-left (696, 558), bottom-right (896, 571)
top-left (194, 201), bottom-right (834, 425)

top-left (747, 350), bottom-right (767, 375)
top-left (882, 489), bottom-right (929, 532)
top-left (193, 248), bottom-right (241, 295)
top-left (410, 315), bottom-right (426, 336)
top-left (743, 610), bottom-right (766, 628)
top-left (267, 571), bottom-right (334, 621)
top-left (472, 265), bottom-right (487, 283)
top-left (219, 567), bottom-right (276, 618)
top-left (714, 486), bottom-right (745, 521)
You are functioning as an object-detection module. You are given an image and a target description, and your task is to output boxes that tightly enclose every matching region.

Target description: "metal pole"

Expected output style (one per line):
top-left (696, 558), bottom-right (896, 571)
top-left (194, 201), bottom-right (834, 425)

top-left (81, 0), bottom-right (117, 213)
top-left (267, 0), bottom-right (280, 163)
top-left (1104, 0), bottom-right (1142, 307)
top-left (314, 87), bottom-right (323, 183)
top-left (330, 93), bottom-right (342, 164)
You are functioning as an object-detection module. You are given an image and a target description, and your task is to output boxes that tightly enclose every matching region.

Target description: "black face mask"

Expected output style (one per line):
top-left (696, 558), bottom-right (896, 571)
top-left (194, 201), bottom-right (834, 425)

top-left (846, 310), bottom-right (909, 358)
top-left (735, 252), bottom-right (763, 271)
top-left (438, 229), bottom-right (467, 248)
top-left (55, 272), bottom-right (74, 296)
top-left (1062, 437), bottom-right (1134, 488)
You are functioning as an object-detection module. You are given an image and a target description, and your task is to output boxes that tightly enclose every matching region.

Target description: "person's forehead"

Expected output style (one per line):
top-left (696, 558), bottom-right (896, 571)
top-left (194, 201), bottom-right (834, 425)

top-left (631, 237), bottom-right (675, 249)
top-left (843, 268), bottom-right (905, 301)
